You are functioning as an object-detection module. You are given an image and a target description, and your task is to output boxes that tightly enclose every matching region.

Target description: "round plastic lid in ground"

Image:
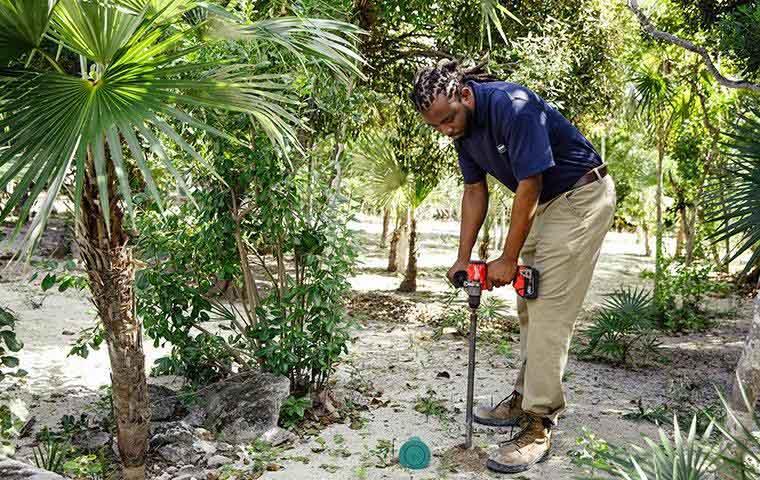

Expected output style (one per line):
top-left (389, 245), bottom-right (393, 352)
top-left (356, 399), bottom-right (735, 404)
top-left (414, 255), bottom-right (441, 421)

top-left (398, 436), bottom-right (431, 470)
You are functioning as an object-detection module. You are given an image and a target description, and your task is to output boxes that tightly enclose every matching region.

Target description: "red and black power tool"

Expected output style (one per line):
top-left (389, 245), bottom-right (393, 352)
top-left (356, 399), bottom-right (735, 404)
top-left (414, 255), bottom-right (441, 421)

top-left (452, 260), bottom-right (539, 303)
top-left (450, 260), bottom-right (539, 449)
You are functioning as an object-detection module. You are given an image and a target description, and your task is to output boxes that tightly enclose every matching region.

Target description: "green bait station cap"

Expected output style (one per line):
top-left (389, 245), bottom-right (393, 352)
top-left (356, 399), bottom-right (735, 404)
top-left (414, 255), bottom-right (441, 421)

top-left (398, 436), bottom-right (430, 470)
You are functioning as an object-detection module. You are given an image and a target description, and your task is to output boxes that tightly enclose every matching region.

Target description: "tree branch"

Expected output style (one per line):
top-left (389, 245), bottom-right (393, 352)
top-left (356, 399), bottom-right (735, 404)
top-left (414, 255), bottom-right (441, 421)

top-left (627, 0), bottom-right (760, 93)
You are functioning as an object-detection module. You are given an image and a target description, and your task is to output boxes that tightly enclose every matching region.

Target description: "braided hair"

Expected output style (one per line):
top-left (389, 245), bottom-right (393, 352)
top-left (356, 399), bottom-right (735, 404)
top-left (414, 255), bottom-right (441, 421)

top-left (409, 59), bottom-right (498, 112)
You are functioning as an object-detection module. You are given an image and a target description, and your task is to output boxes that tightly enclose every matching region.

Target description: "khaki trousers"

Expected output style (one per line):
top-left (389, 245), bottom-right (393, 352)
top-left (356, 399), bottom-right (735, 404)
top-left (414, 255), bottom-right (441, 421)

top-left (512, 174), bottom-right (616, 424)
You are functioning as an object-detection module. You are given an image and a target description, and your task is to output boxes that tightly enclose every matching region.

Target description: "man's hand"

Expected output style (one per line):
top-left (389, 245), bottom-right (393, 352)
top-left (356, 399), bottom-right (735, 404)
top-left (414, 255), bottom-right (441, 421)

top-left (447, 258), bottom-right (471, 284)
top-left (487, 256), bottom-right (518, 288)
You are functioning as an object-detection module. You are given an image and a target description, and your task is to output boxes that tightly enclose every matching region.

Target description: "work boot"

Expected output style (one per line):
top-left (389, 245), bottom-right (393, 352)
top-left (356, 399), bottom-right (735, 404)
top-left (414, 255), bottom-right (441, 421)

top-left (486, 413), bottom-right (552, 473)
top-left (474, 391), bottom-right (524, 427)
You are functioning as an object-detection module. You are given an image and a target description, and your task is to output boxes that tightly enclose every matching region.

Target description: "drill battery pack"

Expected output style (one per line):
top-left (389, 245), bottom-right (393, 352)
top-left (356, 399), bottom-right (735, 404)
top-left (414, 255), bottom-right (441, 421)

top-left (513, 266), bottom-right (539, 299)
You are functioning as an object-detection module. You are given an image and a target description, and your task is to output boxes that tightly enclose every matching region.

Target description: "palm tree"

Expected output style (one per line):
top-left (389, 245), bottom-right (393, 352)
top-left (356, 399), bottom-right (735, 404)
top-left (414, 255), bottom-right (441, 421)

top-left (397, 176), bottom-right (435, 292)
top-left (0, 1), bottom-right (361, 478)
top-left (351, 130), bottom-right (409, 271)
top-left (630, 59), bottom-right (689, 320)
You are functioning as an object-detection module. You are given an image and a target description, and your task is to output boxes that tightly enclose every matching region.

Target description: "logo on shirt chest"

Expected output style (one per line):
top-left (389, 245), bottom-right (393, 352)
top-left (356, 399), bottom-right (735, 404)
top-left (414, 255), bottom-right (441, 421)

top-left (497, 144), bottom-right (507, 154)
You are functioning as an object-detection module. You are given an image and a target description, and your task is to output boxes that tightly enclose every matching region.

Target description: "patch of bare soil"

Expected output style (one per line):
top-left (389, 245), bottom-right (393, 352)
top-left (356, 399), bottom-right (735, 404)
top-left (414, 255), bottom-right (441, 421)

top-left (440, 444), bottom-right (490, 474)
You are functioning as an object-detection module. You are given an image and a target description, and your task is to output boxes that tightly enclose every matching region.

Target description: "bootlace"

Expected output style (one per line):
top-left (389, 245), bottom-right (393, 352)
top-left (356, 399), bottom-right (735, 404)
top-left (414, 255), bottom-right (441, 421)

top-left (502, 414), bottom-right (548, 448)
top-left (493, 390), bottom-right (521, 410)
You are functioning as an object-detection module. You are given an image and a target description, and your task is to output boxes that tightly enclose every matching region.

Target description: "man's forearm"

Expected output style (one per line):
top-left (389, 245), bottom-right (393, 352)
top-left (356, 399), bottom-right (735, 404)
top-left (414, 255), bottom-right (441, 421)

top-left (457, 181), bottom-right (489, 262)
top-left (502, 175), bottom-right (542, 262)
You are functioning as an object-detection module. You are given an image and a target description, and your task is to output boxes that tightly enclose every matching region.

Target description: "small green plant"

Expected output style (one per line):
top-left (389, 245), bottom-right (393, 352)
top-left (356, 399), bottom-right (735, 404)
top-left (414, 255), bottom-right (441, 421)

top-left (279, 395), bottom-right (312, 429)
top-left (579, 287), bottom-right (661, 365)
top-left (240, 440), bottom-right (285, 475)
top-left (622, 399), bottom-right (671, 425)
top-left (0, 399), bottom-right (28, 457)
top-left (368, 438), bottom-right (395, 467)
top-left (33, 438), bottom-right (69, 474)
top-left (414, 388), bottom-right (448, 420)
top-left (432, 296), bottom-right (513, 342)
top-left (63, 453), bottom-right (111, 479)
top-left (497, 340), bottom-right (513, 358)
top-left (0, 306), bottom-right (25, 383)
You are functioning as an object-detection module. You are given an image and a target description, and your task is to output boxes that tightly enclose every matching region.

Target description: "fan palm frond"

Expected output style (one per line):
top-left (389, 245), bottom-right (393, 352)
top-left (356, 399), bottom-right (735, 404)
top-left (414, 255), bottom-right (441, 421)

top-left (705, 105), bottom-right (760, 271)
top-left (0, 0), bottom-right (363, 257)
top-left (350, 131), bottom-right (408, 209)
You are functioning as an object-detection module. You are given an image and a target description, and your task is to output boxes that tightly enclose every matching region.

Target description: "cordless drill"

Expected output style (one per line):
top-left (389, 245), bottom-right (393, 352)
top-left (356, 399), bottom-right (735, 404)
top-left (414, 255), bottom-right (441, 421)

top-left (451, 260), bottom-right (539, 449)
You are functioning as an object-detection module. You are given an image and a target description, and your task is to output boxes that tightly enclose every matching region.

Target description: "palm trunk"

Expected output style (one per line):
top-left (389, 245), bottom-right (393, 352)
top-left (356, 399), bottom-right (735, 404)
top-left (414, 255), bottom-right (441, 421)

top-left (387, 213), bottom-right (402, 272)
top-left (77, 148), bottom-right (148, 480)
top-left (380, 208), bottom-right (390, 248)
top-left (642, 222), bottom-right (652, 257)
top-left (398, 210), bottom-right (417, 292)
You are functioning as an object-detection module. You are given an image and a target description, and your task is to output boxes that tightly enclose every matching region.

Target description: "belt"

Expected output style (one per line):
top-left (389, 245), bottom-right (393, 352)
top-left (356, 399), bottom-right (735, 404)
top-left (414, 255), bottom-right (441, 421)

top-left (571, 164), bottom-right (608, 190)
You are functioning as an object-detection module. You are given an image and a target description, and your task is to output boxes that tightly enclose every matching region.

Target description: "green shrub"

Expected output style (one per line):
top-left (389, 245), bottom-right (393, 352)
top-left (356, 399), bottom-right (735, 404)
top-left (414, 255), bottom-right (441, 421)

top-left (0, 306), bottom-right (24, 382)
top-left (579, 287), bottom-right (661, 365)
top-left (280, 395), bottom-right (312, 429)
top-left (659, 259), bottom-right (716, 331)
top-left (136, 138), bottom-right (357, 394)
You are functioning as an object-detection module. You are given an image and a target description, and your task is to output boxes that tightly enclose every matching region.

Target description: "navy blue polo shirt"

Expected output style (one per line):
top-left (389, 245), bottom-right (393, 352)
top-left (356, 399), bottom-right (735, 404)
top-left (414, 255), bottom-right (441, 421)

top-left (455, 81), bottom-right (602, 203)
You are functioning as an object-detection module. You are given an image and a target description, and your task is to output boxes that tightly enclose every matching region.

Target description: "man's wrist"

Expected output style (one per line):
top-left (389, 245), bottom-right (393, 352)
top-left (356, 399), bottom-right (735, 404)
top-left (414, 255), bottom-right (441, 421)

top-left (500, 252), bottom-right (518, 264)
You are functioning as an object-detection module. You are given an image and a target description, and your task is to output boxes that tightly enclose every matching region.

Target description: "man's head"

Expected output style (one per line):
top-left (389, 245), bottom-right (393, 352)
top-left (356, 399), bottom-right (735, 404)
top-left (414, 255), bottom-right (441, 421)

top-left (409, 60), bottom-right (475, 140)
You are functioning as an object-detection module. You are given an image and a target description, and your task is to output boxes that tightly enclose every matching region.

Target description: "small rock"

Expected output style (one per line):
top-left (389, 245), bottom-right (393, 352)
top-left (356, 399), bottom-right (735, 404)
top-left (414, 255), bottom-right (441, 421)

top-left (172, 465), bottom-right (204, 480)
top-left (61, 330), bottom-right (75, 336)
top-left (150, 384), bottom-right (187, 422)
top-left (151, 422), bottom-right (216, 465)
top-left (0, 458), bottom-right (65, 479)
top-left (155, 473), bottom-right (171, 480)
top-left (260, 427), bottom-right (297, 447)
top-left (71, 431), bottom-right (111, 453)
top-left (184, 370), bottom-right (290, 444)
top-left (194, 428), bottom-right (214, 441)
top-left (436, 371), bottom-right (451, 379)
top-left (206, 455), bottom-right (232, 468)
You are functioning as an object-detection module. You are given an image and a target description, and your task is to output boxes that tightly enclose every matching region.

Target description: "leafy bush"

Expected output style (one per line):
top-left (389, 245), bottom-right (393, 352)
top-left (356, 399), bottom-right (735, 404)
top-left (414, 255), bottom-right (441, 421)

top-left (642, 258), bottom-right (727, 331)
top-left (579, 287), bottom-right (661, 365)
top-left (0, 306), bottom-right (24, 382)
top-left (280, 395), bottom-right (312, 429)
top-left (659, 260), bottom-right (716, 331)
top-left (137, 137), bottom-right (357, 394)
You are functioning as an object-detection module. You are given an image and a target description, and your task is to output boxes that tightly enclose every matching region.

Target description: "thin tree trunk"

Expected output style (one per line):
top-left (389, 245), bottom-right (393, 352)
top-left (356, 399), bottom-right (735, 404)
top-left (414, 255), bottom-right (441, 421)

top-left (654, 139), bottom-right (665, 322)
top-left (77, 148), bottom-right (148, 480)
top-left (380, 208), bottom-right (390, 248)
top-left (642, 222), bottom-right (652, 257)
top-left (398, 210), bottom-right (417, 292)
top-left (478, 215), bottom-right (492, 260)
top-left (675, 206), bottom-right (688, 258)
top-left (387, 213), bottom-right (402, 272)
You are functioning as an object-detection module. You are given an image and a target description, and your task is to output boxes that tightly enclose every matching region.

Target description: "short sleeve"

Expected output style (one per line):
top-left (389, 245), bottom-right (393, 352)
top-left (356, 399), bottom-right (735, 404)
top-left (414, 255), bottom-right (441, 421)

top-left (505, 102), bottom-right (555, 181)
top-left (455, 141), bottom-right (486, 184)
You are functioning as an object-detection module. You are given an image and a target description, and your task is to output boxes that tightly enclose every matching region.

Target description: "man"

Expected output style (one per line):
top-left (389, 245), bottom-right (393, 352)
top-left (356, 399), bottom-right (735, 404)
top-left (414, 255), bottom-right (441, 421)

top-left (409, 60), bottom-right (616, 474)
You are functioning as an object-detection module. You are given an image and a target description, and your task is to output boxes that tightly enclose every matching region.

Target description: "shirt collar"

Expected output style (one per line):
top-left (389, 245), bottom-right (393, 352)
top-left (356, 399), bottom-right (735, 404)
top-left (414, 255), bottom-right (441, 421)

top-left (467, 81), bottom-right (488, 128)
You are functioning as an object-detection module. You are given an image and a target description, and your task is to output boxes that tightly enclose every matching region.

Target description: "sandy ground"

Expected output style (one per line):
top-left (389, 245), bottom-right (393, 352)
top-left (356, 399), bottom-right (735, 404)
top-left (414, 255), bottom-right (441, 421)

top-left (0, 215), bottom-right (753, 479)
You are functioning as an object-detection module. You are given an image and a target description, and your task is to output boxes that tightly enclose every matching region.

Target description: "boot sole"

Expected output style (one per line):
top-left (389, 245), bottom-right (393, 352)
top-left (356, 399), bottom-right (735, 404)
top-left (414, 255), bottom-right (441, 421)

top-left (473, 414), bottom-right (521, 427)
top-left (485, 448), bottom-right (551, 474)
